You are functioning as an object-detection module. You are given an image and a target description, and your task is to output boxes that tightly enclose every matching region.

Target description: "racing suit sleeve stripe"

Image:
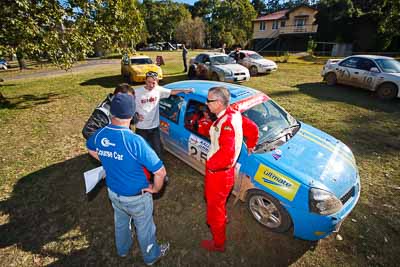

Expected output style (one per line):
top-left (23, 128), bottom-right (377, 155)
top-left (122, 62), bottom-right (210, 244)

top-left (206, 119), bottom-right (236, 171)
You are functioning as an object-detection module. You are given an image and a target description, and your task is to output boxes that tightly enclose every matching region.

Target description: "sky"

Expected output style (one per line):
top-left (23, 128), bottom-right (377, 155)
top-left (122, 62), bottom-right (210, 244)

top-left (173, 0), bottom-right (197, 4)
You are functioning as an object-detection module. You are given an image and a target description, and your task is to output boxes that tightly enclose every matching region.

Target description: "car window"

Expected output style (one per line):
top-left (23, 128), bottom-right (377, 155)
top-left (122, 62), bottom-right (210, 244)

top-left (375, 58), bottom-right (400, 73)
top-left (131, 58), bottom-right (153, 64)
top-left (339, 57), bottom-right (360, 69)
top-left (242, 100), bottom-right (295, 145)
top-left (195, 54), bottom-right (205, 63)
top-left (203, 56), bottom-right (210, 63)
top-left (240, 53), bottom-right (246, 59)
top-left (184, 100), bottom-right (215, 139)
top-left (159, 95), bottom-right (184, 123)
top-left (249, 53), bottom-right (263, 60)
top-left (210, 55), bottom-right (235, 65)
top-left (357, 58), bottom-right (377, 71)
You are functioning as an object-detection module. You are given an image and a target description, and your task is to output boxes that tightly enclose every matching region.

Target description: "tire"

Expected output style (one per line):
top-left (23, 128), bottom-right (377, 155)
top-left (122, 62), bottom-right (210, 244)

top-left (376, 83), bottom-right (398, 100)
top-left (250, 66), bottom-right (258, 76)
top-left (188, 65), bottom-right (196, 79)
top-left (247, 190), bottom-right (292, 233)
top-left (325, 72), bottom-right (337, 86)
top-left (211, 72), bottom-right (220, 81)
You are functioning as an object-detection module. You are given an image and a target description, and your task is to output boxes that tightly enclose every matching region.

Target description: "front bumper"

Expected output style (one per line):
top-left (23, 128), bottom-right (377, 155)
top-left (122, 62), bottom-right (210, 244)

top-left (132, 74), bottom-right (164, 82)
top-left (289, 180), bottom-right (361, 241)
top-left (223, 75), bottom-right (250, 83)
top-left (259, 66), bottom-right (277, 73)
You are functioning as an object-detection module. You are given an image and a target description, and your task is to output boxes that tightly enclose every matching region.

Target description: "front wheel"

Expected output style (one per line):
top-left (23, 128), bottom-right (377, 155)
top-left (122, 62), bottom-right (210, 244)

top-left (247, 190), bottom-right (292, 233)
top-left (250, 66), bottom-right (258, 76)
top-left (211, 72), bottom-right (220, 81)
top-left (376, 83), bottom-right (398, 100)
top-left (325, 72), bottom-right (337, 86)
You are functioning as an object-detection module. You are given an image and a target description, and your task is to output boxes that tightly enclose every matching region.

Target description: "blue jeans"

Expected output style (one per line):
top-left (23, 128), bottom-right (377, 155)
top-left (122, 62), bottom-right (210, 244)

top-left (107, 189), bottom-right (161, 264)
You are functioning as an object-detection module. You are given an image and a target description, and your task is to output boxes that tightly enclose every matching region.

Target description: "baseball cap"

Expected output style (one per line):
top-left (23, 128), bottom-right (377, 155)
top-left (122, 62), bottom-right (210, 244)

top-left (110, 93), bottom-right (135, 119)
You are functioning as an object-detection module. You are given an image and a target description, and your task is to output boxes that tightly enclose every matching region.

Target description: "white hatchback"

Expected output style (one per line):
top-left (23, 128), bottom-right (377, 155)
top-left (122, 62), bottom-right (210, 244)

top-left (229, 50), bottom-right (277, 76)
top-left (321, 55), bottom-right (400, 99)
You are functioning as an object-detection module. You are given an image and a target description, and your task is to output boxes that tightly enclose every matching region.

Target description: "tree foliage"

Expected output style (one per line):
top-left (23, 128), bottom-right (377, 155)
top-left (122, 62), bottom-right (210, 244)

top-left (175, 17), bottom-right (206, 48)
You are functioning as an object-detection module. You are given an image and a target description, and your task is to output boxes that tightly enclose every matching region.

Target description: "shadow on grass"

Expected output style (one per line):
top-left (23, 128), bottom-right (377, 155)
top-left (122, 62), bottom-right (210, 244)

top-left (80, 74), bottom-right (125, 89)
top-left (0, 152), bottom-right (316, 266)
top-left (158, 74), bottom-right (188, 85)
top-left (296, 82), bottom-right (400, 113)
top-left (0, 93), bottom-right (63, 110)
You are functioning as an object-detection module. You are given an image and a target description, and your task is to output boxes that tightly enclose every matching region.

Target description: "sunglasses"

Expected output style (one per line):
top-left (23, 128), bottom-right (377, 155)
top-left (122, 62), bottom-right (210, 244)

top-left (146, 71), bottom-right (158, 78)
top-left (206, 98), bottom-right (218, 103)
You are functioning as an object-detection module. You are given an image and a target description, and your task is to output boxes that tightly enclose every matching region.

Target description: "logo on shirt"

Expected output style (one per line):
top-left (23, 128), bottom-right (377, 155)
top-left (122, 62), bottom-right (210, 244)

top-left (141, 96), bottom-right (158, 104)
top-left (101, 138), bottom-right (115, 147)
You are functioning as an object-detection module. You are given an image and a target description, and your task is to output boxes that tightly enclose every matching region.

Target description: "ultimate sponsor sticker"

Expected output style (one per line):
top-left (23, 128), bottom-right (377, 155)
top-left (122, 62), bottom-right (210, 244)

top-left (254, 164), bottom-right (300, 201)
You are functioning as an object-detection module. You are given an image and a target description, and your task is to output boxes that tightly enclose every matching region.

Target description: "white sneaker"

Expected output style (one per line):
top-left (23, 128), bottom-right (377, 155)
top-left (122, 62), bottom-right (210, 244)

top-left (145, 242), bottom-right (170, 266)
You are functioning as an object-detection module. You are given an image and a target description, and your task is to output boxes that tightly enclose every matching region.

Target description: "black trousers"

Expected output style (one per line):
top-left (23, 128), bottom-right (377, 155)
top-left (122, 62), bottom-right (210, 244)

top-left (136, 127), bottom-right (163, 160)
top-left (183, 57), bottom-right (187, 72)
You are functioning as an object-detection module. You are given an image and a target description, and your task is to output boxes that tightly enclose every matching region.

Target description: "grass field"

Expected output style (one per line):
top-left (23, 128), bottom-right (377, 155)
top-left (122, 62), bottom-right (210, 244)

top-left (0, 51), bottom-right (399, 266)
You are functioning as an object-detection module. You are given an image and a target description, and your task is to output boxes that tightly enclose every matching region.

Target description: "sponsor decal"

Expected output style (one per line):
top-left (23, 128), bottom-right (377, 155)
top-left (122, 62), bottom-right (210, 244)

top-left (188, 134), bottom-right (209, 164)
top-left (101, 138), bottom-right (115, 147)
top-left (160, 120), bottom-right (170, 134)
top-left (223, 126), bottom-right (232, 131)
top-left (254, 164), bottom-right (300, 201)
top-left (272, 149), bottom-right (282, 160)
top-left (141, 96), bottom-right (158, 104)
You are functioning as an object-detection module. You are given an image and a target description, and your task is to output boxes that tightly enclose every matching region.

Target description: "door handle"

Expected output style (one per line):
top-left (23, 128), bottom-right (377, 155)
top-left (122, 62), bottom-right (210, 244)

top-left (354, 72), bottom-right (359, 74)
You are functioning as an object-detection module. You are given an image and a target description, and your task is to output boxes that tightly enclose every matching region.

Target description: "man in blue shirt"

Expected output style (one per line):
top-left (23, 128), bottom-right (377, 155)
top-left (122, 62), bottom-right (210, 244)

top-left (86, 93), bottom-right (169, 265)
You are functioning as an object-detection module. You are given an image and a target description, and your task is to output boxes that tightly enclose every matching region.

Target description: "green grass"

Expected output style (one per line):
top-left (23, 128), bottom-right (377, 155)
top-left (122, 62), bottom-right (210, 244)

top-left (0, 52), bottom-right (399, 266)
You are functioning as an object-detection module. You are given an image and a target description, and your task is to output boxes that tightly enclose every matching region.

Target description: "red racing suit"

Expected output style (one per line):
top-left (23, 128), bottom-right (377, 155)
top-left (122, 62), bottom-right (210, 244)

top-left (205, 107), bottom-right (243, 247)
top-left (242, 115), bottom-right (259, 151)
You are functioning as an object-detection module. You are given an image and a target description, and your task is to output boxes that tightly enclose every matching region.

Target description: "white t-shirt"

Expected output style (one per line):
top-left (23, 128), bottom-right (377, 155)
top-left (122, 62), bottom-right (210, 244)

top-left (135, 85), bottom-right (171, 129)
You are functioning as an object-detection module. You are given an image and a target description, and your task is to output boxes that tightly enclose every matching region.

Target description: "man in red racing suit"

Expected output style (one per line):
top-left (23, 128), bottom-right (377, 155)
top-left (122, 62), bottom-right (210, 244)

top-left (201, 86), bottom-right (243, 252)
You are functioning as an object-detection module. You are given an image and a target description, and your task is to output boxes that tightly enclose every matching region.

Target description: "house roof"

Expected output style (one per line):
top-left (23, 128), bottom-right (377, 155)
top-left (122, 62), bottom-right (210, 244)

top-left (252, 5), bottom-right (317, 22)
top-left (253, 9), bottom-right (289, 22)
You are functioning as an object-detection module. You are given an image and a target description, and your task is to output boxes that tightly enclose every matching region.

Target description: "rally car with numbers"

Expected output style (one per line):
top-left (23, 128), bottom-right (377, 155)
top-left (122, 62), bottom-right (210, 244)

top-left (321, 55), bottom-right (400, 99)
top-left (158, 80), bottom-right (360, 241)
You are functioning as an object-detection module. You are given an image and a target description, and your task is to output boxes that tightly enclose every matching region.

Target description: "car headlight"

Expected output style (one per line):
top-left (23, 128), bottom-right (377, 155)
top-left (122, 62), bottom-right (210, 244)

top-left (223, 69), bottom-right (233, 76)
top-left (309, 188), bottom-right (343, 215)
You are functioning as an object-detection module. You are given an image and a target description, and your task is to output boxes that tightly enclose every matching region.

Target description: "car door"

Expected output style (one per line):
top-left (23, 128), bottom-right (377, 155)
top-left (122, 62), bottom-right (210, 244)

top-left (337, 57), bottom-right (362, 86)
top-left (356, 58), bottom-right (380, 90)
top-left (240, 53), bottom-right (252, 68)
top-left (196, 55), bottom-right (210, 79)
top-left (159, 95), bottom-right (189, 160)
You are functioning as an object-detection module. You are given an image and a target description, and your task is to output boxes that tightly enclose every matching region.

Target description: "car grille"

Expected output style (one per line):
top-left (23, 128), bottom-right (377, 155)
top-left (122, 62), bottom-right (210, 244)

top-left (234, 73), bottom-right (246, 76)
top-left (340, 186), bottom-right (355, 204)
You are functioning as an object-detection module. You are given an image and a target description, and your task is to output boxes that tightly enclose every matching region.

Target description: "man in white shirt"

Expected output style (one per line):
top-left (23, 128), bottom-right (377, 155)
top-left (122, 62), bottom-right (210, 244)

top-left (135, 71), bottom-right (194, 158)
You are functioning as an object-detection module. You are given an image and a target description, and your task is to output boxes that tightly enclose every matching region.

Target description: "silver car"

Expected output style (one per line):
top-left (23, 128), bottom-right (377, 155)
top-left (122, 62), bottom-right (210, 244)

top-left (321, 55), bottom-right (400, 99)
top-left (188, 52), bottom-right (250, 83)
top-left (229, 50), bottom-right (277, 76)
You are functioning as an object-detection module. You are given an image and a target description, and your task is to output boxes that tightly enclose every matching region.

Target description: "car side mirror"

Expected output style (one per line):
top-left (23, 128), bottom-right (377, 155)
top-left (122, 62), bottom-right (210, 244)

top-left (370, 67), bottom-right (379, 73)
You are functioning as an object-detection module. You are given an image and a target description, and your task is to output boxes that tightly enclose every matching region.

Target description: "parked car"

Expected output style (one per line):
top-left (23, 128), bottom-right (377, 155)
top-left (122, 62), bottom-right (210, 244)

top-left (121, 54), bottom-right (163, 83)
top-left (0, 59), bottom-right (8, 70)
top-left (159, 80), bottom-right (360, 241)
top-left (228, 50), bottom-right (278, 76)
top-left (188, 52), bottom-right (250, 83)
top-left (321, 55), bottom-right (400, 99)
top-left (139, 43), bottom-right (163, 51)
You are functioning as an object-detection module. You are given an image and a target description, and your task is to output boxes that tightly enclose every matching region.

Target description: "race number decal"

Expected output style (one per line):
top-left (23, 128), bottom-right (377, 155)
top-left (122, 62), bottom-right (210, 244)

top-left (188, 134), bottom-right (209, 164)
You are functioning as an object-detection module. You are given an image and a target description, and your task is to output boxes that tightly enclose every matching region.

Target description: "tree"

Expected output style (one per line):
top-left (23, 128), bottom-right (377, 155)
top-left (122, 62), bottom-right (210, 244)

top-left (251, 0), bottom-right (266, 15)
top-left (175, 17), bottom-right (206, 48)
top-left (141, 0), bottom-right (191, 43)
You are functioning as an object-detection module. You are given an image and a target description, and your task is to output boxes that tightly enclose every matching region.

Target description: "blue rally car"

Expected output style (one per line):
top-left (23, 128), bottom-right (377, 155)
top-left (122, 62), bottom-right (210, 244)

top-left (158, 80), bottom-right (360, 241)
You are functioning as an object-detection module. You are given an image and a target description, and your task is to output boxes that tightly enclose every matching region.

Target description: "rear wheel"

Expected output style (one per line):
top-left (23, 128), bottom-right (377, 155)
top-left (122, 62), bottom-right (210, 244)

top-left (211, 72), bottom-right (220, 81)
top-left (250, 66), bottom-right (258, 76)
top-left (247, 190), bottom-right (292, 233)
top-left (325, 72), bottom-right (337, 86)
top-left (376, 83), bottom-right (398, 100)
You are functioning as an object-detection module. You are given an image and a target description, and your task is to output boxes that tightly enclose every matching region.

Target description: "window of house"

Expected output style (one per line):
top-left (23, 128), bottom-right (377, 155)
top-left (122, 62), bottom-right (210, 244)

top-left (280, 21), bottom-right (286, 27)
top-left (295, 18), bottom-right (306, 27)
top-left (272, 21), bottom-right (279, 30)
top-left (159, 95), bottom-right (184, 123)
top-left (259, 21), bottom-right (266, 31)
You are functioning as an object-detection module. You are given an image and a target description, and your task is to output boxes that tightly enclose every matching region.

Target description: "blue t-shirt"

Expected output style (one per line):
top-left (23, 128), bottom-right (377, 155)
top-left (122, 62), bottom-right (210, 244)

top-left (86, 124), bottom-right (163, 196)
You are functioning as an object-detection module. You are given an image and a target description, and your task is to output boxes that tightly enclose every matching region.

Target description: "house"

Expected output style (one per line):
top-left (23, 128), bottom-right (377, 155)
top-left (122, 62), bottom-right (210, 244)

top-left (251, 5), bottom-right (318, 52)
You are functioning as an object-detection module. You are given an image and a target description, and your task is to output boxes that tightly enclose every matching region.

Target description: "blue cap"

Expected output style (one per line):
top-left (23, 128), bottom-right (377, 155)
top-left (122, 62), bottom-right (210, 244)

top-left (110, 93), bottom-right (135, 119)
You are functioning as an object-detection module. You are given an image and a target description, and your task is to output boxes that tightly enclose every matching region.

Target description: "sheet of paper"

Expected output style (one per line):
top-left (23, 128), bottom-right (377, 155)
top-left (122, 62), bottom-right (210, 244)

top-left (83, 166), bottom-right (105, 194)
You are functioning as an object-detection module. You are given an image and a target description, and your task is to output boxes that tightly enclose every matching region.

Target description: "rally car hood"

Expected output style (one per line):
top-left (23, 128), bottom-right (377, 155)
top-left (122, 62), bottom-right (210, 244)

top-left (253, 58), bottom-right (277, 66)
top-left (254, 123), bottom-right (358, 197)
top-left (213, 64), bottom-right (248, 73)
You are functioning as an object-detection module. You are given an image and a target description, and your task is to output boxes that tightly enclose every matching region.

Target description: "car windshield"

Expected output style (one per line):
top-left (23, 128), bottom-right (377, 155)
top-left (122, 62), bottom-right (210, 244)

top-left (242, 100), bottom-right (299, 150)
top-left (375, 58), bottom-right (400, 73)
top-left (131, 58), bottom-right (152, 64)
top-left (210, 56), bottom-right (235, 65)
top-left (249, 53), bottom-right (263, 60)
